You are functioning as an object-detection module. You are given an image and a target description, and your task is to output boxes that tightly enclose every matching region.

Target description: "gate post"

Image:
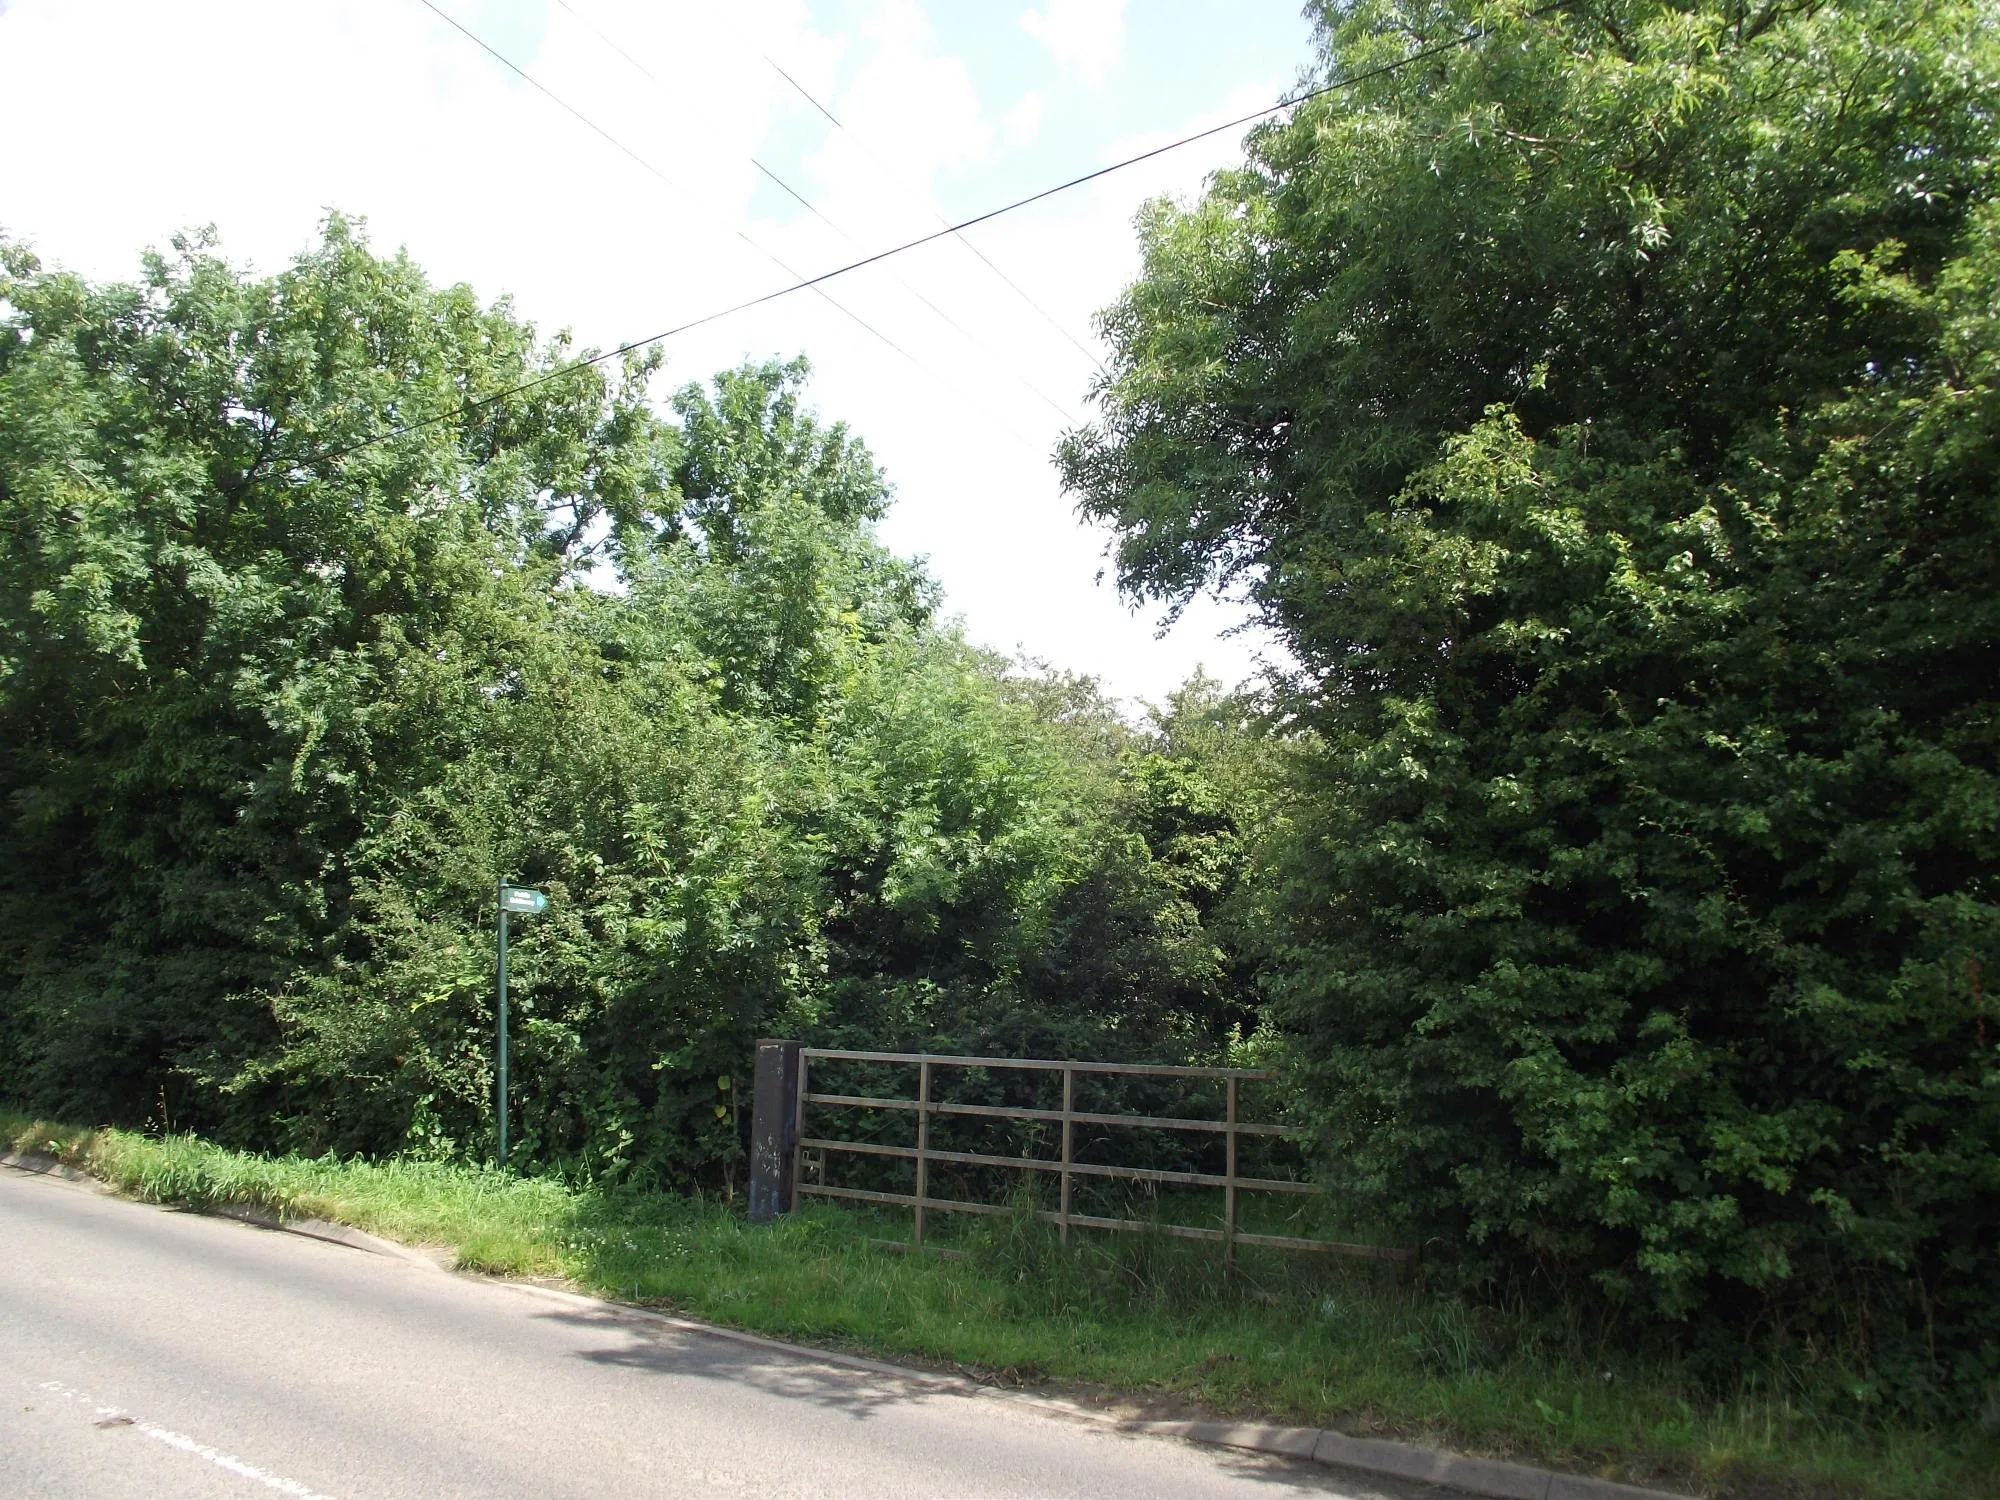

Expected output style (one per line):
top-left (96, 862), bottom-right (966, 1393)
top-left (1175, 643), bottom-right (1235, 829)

top-left (747, 1039), bottom-right (802, 1223)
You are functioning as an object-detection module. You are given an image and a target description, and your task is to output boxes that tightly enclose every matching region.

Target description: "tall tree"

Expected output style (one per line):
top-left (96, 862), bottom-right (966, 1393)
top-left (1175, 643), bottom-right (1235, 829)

top-left (1062, 0), bottom-right (2000, 1400)
top-left (0, 219), bottom-right (669, 1135)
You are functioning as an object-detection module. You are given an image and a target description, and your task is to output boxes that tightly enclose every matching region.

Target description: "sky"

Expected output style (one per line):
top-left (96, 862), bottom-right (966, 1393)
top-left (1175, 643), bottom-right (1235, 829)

top-left (0, 0), bottom-right (1318, 708)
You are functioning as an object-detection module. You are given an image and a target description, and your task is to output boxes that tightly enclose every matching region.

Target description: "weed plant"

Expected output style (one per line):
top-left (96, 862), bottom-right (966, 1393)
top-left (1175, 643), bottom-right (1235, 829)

top-left (4, 1111), bottom-right (1993, 1500)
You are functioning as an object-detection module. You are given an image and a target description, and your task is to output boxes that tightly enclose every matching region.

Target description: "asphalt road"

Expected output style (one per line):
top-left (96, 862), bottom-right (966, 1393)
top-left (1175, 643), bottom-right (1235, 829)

top-left (0, 1166), bottom-right (1438, 1500)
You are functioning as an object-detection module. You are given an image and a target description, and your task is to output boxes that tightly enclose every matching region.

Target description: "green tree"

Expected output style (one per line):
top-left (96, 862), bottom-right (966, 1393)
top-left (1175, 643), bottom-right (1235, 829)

top-left (1062, 0), bottom-right (2000, 1403)
top-left (0, 218), bottom-right (670, 1137)
top-left (0, 225), bottom-right (1265, 1195)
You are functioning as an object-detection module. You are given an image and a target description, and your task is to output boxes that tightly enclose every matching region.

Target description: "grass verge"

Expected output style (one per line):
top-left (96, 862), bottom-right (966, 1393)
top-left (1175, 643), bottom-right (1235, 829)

top-left (4, 1109), bottom-right (1993, 1500)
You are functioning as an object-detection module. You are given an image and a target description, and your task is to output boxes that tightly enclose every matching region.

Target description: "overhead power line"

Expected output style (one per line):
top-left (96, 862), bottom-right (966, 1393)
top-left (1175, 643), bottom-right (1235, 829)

top-left (417, 0), bottom-right (1056, 452)
top-left (758, 51), bottom-right (1105, 372)
top-left (547, 0), bottom-right (1082, 424)
top-left (313, 2), bottom-right (1565, 470)
top-left (554, 0), bottom-right (1100, 370)
top-left (413, 0), bottom-right (918, 369)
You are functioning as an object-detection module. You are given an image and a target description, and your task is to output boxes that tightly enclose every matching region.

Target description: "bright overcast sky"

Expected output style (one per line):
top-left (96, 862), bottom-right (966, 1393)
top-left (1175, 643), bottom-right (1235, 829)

top-left (0, 0), bottom-right (1315, 708)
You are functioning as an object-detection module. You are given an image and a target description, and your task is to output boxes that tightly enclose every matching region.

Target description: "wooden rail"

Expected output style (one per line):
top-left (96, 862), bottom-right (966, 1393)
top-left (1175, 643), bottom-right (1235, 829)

top-left (788, 1048), bottom-right (1410, 1263)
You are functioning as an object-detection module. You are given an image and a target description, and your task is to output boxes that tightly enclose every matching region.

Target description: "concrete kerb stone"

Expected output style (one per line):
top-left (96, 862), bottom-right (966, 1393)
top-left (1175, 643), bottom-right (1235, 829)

top-left (1546, 1477), bottom-right (1701, 1500)
top-left (1129, 1420), bottom-right (1322, 1459)
top-left (1315, 1430), bottom-right (1571, 1498)
top-left (0, 1150), bottom-right (446, 1270)
top-left (1136, 1422), bottom-right (1690, 1500)
top-left (1, 1154), bottom-right (1698, 1500)
top-left (0, 1149), bottom-right (100, 1185)
top-left (207, 1202), bottom-right (447, 1270)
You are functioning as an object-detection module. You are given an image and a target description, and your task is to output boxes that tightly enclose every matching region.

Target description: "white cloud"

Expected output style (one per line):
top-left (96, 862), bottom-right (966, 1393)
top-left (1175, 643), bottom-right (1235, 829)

top-left (831, 0), bottom-right (994, 192)
top-left (1003, 89), bottom-right (1047, 149)
top-left (1020, 0), bottom-right (1126, 85)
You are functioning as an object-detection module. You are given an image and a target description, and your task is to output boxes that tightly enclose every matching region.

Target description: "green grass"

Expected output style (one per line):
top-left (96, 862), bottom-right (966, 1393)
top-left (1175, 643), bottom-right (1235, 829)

top-left (5, 1109), bottom-right (1993, 1500)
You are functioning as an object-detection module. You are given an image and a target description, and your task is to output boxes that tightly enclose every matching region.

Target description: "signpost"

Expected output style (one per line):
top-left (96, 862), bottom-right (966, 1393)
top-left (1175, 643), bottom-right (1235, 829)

top-left (495, 883), bottom-right (549, 1167)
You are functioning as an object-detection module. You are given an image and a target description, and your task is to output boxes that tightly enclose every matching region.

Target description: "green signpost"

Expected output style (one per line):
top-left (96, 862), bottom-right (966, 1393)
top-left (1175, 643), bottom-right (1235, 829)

top-left (496, 882), bottom-right (549, 1166)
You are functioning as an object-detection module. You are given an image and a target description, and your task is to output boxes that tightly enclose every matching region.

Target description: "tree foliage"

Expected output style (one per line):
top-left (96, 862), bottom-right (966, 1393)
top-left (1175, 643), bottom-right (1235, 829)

top-left (1061, 0), bottom-right (2000, 1404)
top-left (0, 223), bottom-right (1265, 1188)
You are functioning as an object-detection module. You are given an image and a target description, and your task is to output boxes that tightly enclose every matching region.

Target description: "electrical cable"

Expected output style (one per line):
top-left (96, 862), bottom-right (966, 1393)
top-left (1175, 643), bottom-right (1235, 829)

top-left (415, 1), bottom-right (941, 395)
top-left (760, 52), bottom-right (1105, 372)
top-left (309, 1), bottom-right (1569, 470)
top-left (418, 0), bottom-right (1056, 453)
top-left (549, 0), bottom-right (1082, 424)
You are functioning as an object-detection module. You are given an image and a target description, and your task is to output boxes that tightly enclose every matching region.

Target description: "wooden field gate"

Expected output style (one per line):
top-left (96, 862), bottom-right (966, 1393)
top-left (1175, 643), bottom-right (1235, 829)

top-left (745, 1041), bottom-right (1408, 1263)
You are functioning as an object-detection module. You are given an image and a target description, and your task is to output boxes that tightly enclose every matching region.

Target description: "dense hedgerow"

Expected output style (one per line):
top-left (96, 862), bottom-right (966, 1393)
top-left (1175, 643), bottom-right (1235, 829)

top-left (1061, 0), bottom-right (2000, 1410)
top-left (0, 225), bottom-right (1262, 1186)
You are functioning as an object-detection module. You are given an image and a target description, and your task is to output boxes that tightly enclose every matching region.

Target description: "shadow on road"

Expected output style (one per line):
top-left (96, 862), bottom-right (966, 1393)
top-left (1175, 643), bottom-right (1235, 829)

top-left (532, 1302), bottom-right (1435, 1498)
top-left (543, 1303), bottom-right (941, 1422)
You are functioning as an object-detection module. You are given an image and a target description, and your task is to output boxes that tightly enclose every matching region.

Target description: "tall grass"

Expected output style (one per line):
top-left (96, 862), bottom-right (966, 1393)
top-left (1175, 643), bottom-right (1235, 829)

top-left (4, 1110), bottom-right (1993, 1500)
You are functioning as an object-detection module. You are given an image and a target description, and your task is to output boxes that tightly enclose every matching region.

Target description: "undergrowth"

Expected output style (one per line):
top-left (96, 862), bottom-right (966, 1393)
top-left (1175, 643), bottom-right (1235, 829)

top-left (4, 1110), bottom-right (1994, 1500)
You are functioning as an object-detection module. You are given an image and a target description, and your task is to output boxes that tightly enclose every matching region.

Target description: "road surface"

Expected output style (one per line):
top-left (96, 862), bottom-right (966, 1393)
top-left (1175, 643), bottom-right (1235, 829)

top-left (0, 1165), bottom-right (1435, 1500)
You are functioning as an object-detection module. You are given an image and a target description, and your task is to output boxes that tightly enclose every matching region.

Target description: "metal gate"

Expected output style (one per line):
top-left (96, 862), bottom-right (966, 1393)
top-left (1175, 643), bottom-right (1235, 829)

top-left (747, 1041), bottom-right (1408, 1263)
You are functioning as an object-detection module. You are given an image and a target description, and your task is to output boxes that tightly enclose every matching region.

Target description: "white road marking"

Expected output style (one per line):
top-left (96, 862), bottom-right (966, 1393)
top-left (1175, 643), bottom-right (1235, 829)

top-left (37, 1380), bottom-right (340, 1499)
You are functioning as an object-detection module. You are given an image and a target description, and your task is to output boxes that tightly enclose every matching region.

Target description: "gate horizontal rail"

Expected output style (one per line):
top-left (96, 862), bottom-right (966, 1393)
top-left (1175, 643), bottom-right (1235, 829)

top-left (787, 1047), bottom-right (1411, 1264)
top-left (803, 1094), bottom-right (1291, 1135)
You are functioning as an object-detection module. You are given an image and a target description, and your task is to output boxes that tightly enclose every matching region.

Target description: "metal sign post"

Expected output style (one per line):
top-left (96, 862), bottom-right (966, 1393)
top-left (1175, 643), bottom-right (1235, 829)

top-left (495, 883), bottom-right (549, 1166)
